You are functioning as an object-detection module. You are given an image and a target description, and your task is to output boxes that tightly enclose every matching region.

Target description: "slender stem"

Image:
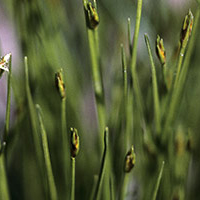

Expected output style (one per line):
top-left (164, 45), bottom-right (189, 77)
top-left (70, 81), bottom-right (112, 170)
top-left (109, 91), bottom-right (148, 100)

top-left (4, 54), bottom-right (12, 139)
top-left (0, 153), bottom-right (10, 200)
top-left (127, 18), bottom-right (132, 55)
top-left (93, 127), bottom-right (109, 200)
top-left (24, 57), bottom-right (43, 162)
top-left (88, 29), bottom-right (106, 137)
top-left (61, 98), bottom-right (69, 184)
top-left (36, 104), bottom-right (58, 200)
top-left (152, 161), bottom-right (165, 200)
top-left (71, 157), bottom-right (75, 200)
top-left (119, 174), bottom-right (129, 200)
top-left (130, 0), bottom-right (144, 119)
top-left (173, 48), bottom-right (185, 88)
top-left (90, 175), bottom-right (98, 200)
top-left (144, 34), bottom-right (161, 134)
top-left (121, 44), bottom-right (129, 146)
top-left (163, 8), bottom-right (199, 140)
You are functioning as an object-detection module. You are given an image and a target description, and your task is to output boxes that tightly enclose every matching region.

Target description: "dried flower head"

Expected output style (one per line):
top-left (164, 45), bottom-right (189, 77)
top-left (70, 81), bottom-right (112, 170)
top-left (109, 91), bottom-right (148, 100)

top-left (0, 53), bottom-right (11, 77)
top-left (84, 1), bottom-right (99, 29)
top-left (70, 128), bottom-right (80, 158)
top-left (55, 69), bottom-right (66, 99)
top-left (156, 35), bottom-right (166, 65)
top-left (124, 145), bottom-right (136, 173)
top-left (180, 10), bottom-right (193, 49)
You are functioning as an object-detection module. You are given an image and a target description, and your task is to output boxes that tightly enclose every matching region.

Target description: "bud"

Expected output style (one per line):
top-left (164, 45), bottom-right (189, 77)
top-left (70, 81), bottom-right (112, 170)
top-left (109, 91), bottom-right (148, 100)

top-left (156, 35), bottom-right (166, 65)
top-left (180, 10), bottom-right (193, 49)
top-left (70, 128), bottom-right (80, 158)
top-left (84, 1), bottom-right (99, 29)
top-left (0, 53), bottom-right (11, 78)
top-left (124, 145), bottom-right (136, 173)
top-left (55, 69), bottom-right (66, 99)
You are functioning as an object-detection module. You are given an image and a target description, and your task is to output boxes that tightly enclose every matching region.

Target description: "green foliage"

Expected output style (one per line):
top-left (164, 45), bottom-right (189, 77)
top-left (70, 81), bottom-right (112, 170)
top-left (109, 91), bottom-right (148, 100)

top-left (1, 0), bottom-right (200, 200)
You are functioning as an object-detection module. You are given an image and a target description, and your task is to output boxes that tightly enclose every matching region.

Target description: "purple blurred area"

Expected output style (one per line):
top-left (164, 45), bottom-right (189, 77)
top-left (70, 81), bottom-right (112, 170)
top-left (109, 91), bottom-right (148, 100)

top-left (0, 4), bottom-right (21, 130)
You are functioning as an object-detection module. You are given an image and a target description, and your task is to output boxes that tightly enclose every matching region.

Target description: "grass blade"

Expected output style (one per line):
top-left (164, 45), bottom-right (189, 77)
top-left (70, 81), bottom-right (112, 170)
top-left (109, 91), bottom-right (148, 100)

top-left (152, 161), bottom-right (165, 200)
top-left (93, 127), bottom-right (109, 200)
top-left (130, 0), bottom-right (144, 120)
top-left (144, 34), bottom-right (161, 134)
top-left (36, 104), bottom-right (58, 200)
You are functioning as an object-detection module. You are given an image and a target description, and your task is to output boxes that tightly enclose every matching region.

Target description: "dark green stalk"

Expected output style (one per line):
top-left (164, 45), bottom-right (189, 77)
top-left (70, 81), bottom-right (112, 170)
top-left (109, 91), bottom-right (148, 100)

top-left (36, 104), bottom-right (58, 200)
top-left (4, 54), bottom-right (12, 139)
top-left (163, 9), bottom-right (199, 140)
top-left (71, 157), bottom-right (75, 200)
top-left (130, 0), bottom-right (144, 119)
top-left (127, 18), bottom-right (132, 55)
top-left (93, 127), bottom-right (109, 200)
top-left (90, 175), bottom-right (98, 200)
top-left (152, 161), bottom-right (165, 200)
top-left (83, 0), bottom-right (106, 149)
top-left (24, 57), bottom-right (43, 164)
top-left (174, 10), bottom-right (194, 88)
top-left (119, 174), bottom-right (129, 200)
top-left (121, 44), bottom-right (129, 146)
top-left (0, 147), bottom-right (10, 200)
top-left (144, 34), bottom-right (161, 134)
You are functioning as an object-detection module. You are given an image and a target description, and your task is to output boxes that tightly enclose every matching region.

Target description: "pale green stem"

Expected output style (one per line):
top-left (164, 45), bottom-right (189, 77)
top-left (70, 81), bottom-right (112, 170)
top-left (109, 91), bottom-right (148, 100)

top-left (71, 157), bottom-right (75, 200)
top-left (127, 18), bottom-right (132, 55)
top-left (93, 127), bottom-right (109, 200)
top-left (119, 173), bottom-right (129, 200)
top-left (36, 104), bottom-right (58, 200)
top-left (144, 34), bottom-right (161, 134)
top-left (0, 153), bottom-right (10, 200)
top-left (4, 54), bottom-right (12, 139)
top-left (163, 9), bottom-right (199, 141)
top-left (130, 0), bottom-right (144, 119)
top-left (87, 28), bottom-right (106, 149)
top-left (152, 161), bottom-right (165, 200)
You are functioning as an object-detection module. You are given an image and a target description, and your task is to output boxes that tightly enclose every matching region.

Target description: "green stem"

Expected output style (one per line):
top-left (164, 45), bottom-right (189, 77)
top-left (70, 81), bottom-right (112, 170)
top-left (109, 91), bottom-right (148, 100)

top-left (4, 54), bottom-right (12, 139)
top-left (119, 173), bottom-right (129, 200)
top-left (93, 127), bottom-right (109, 200)
top-left (121, 44), bottom-right (129, 146)
top-left (0, 153), bottom-right (10, 200)
top-left (127, 18), bottom-right (132, 55)
top-left (71, 157), bottom-right (75, 200)
top-left (152, 161), bottom-right (165, 200)
top-left (144, 34), bottom-right (161, 134)
top-left (88, 29), bottom-right (106, 137)
top-left (130, 0), bottom-right (144, 119)
top-left (61, 98), bottom-right (70, 187)
top-left (90, 175), bottom-right (98, 200)
top-left (163, 8), bottom-right (199, 140)
top-left (36, 104), bottom-right (58, 200)
top-left (24, 57), bottom-right (43, 164)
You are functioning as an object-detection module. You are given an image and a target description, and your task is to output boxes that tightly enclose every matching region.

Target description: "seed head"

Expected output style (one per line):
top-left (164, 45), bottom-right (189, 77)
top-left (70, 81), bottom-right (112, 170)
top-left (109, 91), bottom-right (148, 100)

top-left (84, 1), bottom-right (99, 29)
top-left (55, 69), bottom-right (66, 99)
top-left (0, 53), bottom-right (11, 78)
top-left (70, 128), bottom-right (80, 158)
top-left (156, 35), bottom-right (166, 65)
top-left (124, 145), bottom-right (136, 173)
top-left (180, 10), bottom-right (193, 49)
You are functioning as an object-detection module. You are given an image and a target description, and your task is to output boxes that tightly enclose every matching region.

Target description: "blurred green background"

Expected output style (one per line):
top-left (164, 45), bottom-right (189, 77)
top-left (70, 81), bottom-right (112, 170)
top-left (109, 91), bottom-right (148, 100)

top-left (0, 0), bottom-right (200, 199)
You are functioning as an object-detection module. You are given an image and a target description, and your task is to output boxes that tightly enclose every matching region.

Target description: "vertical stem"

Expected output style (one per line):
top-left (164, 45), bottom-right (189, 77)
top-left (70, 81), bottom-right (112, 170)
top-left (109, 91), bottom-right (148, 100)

top-left (36, 105), bottom-right (58, 200)
top-left (144, 34), bottom-right (161, 134)
top-left (93, 127), bottom-right (109, 200)
top-left (152, 161), bottom-right (165, 200)
top-left (87, 29), bottom-right (106, 149)
top-left (163, 9), bottom-right (199, 140)
top-left (0, 154), bottom-right (10, 200)
top-left (130, 0), bottom-right (144, 119)
top-left (71, 157), bottom-right (75, 200)
top-left (119, 174), bottom-right (129, 200)
top-left (4, 54), bottom-right (12, 139)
